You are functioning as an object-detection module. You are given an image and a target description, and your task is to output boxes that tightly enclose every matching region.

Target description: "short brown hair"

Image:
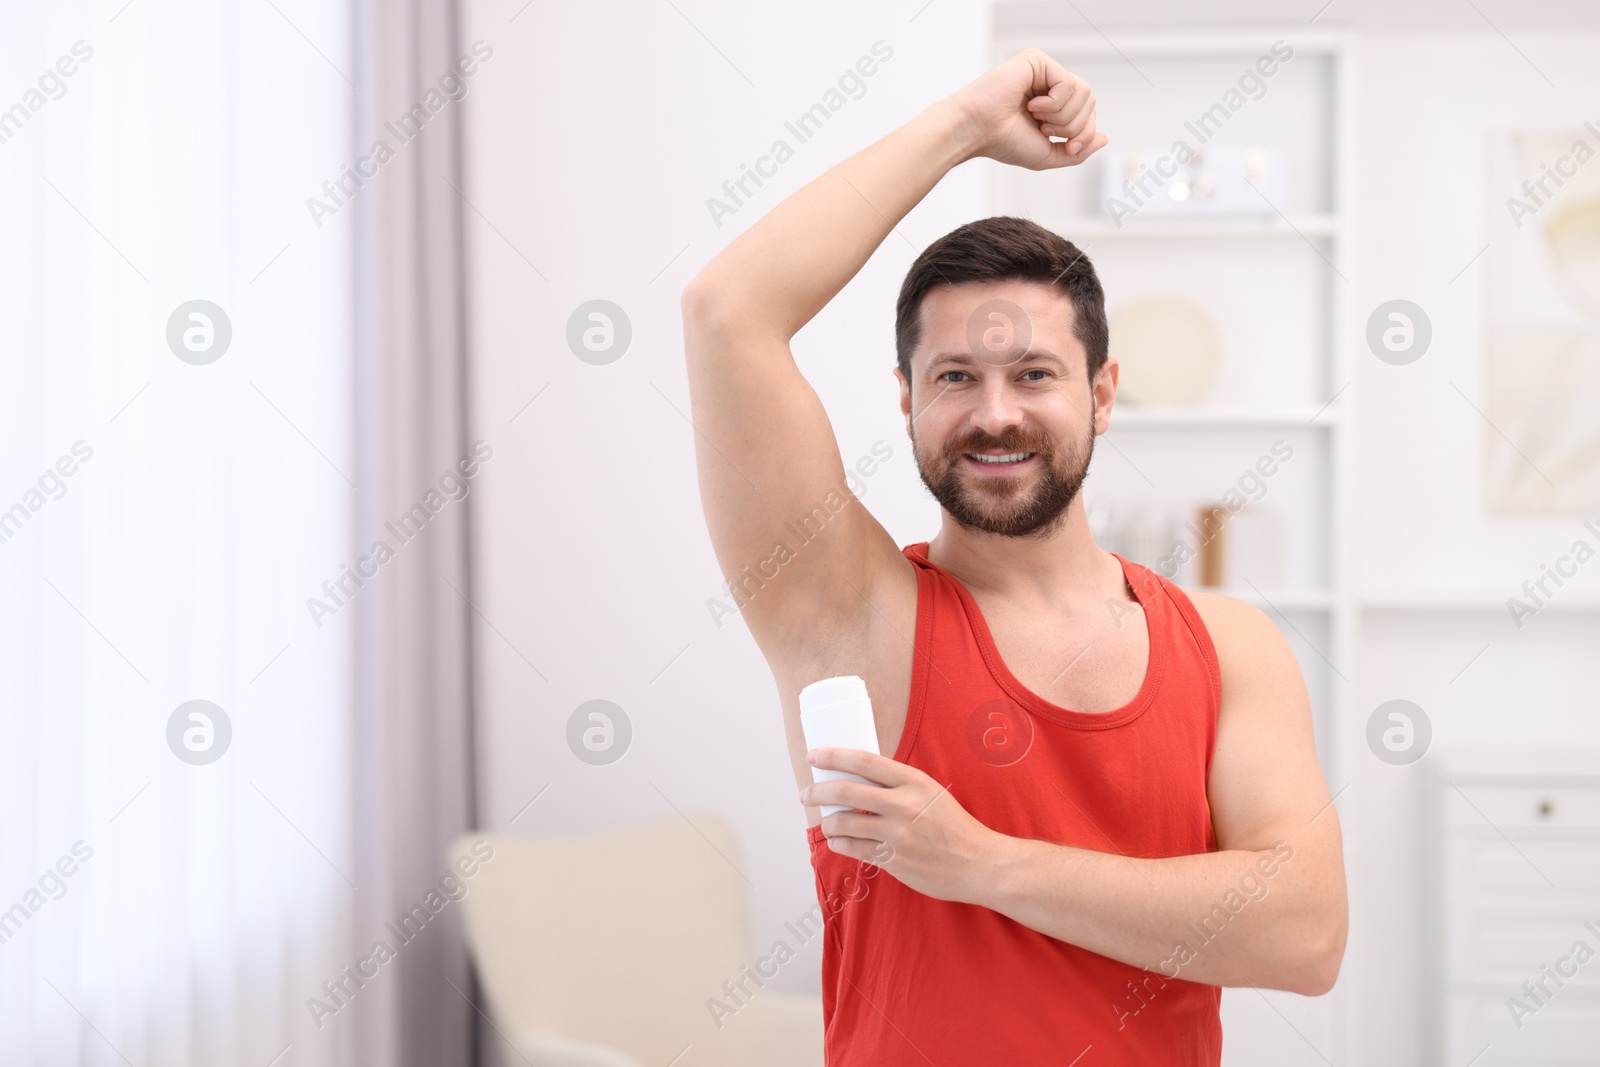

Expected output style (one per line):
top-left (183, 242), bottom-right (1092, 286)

top-left (894, 216), bottom-right (1108, 389)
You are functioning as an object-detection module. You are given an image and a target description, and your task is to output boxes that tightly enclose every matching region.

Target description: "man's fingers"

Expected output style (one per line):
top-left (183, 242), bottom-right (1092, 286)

top-left (1026, 75), bottom-right (1090, 126)
top-left (1036, 127), bottom-right (1108, 171)
top-left (1052, 116), bottom-right (1104, 161)
top-left (818, 810), bottom-right (884, 840)
top-left (1064, 131), bottom-right (1109, 166)
top-left (808, 746), bottom-right (912, 784)
top-left (1040, 96), bottom-right (1095, 140)
top-left (805, 777), bottom-right (893, 814)
top-left (825, 833), bottom-right (888, 863)
top-left (1072, 122), bottom-right (1106, 157)
top-left (1072, 130), bottom-right (1110, 163)
top-left (1060, 110), bottom-right (1099, 152)
top-left (1059, 93), bottom-right (1097, 136)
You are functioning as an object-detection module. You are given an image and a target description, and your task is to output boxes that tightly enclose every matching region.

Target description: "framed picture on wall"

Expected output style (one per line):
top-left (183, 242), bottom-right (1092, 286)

top-left (1482, 127), bottom-right (1600, 512)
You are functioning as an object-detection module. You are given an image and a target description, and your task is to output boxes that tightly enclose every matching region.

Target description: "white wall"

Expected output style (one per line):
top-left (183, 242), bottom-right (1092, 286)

top-left (1349, 33), bottom-right (1600, 1067)
top-left (1353, 35), bottom-right (1600, 599)
top-left (459, 3), bottom-right (1600, 1061)
top-left (457, 0), bottom-right (987, 1005)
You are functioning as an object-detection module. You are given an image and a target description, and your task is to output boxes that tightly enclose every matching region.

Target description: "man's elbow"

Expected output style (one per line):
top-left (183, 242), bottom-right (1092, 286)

top-left (681, 275), bottom-right (756, 361)
top-left (679, 275), bottom-right (722, 337)
top-left (680, 264), bottom-right (750, 325)
top-left (1287, 917), bottom-right (1347, 997)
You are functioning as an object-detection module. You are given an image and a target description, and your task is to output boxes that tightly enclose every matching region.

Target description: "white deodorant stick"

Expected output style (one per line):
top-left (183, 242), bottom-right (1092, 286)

top-left (799, 675), bottom-right (881, 816)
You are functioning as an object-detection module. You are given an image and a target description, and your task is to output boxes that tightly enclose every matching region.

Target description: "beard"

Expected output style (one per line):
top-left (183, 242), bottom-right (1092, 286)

top-left (912, 416), bottom-right (1095, 539)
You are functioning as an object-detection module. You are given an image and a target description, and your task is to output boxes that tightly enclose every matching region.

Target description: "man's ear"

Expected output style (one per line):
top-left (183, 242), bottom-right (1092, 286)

top-left (1090, 355), bottom-right (1118, 435)
top-left (894, 365), bottom-right (913, 434)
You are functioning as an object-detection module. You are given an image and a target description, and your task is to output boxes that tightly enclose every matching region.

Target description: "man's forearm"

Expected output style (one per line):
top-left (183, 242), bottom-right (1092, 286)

top-left (688, 100), bottom-right (978, 340)
top-left (971, 833), bottom-right (1343, 995)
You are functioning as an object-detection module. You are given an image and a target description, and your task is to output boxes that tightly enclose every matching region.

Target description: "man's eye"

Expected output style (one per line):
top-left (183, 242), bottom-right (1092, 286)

top-left (938, 371), bottom-right (971, 383)
top-left (1022, 369), bottom-right (1049, 381)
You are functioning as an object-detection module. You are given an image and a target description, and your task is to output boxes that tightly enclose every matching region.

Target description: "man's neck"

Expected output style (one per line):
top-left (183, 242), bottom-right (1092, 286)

top-left (924, 497), bottom-right (1123, 607)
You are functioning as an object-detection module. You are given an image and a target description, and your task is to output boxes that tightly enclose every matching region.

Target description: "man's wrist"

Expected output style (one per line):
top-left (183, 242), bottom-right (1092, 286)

top-left (969, 833), bottom-right (1093, 925)
top-left (963, 827), bottom-right (1024, 909)
top-left (918, 96), bottom-right (986, 170)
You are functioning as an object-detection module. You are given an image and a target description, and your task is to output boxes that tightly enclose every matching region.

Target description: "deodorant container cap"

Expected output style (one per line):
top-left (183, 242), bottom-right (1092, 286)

top-left (799, 675), bottom-right (869, 713)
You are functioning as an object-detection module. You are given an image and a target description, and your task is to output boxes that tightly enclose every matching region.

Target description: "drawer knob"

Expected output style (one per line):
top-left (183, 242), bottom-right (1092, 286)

top-left (1536, 798), bottom-right (1554, 818)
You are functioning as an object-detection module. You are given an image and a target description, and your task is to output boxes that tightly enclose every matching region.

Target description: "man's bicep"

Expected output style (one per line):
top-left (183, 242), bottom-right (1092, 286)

top-left (1198, 594), bottom-right (1336, 854)
top-left (681, 294), bottom-right (898, 645)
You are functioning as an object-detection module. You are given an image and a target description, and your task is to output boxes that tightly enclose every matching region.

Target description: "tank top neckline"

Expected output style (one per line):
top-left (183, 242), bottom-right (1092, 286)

top-left (903, 541), bottom-right (1163, 731)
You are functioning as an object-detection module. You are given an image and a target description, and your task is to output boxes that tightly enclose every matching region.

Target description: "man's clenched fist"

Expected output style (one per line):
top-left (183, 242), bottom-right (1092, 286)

top-left (941, 47), bottom-right (1108, 170)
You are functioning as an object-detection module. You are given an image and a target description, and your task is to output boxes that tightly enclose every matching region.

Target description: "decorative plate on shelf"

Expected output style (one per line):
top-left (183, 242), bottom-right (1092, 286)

top-left (1108, 294), bottom-right (1221, 406)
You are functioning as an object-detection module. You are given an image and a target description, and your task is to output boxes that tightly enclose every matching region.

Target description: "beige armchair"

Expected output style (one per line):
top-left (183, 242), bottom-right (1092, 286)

top-left (449, 813), bottom-right (824, 1067)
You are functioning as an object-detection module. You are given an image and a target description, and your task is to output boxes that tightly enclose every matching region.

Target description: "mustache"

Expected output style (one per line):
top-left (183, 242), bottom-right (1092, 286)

top-left (946, 430), bottom-right (1050, 457)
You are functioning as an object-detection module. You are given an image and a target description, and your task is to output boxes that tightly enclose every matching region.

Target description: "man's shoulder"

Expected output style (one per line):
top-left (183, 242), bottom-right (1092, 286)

top-left (1168, 584), bottom-right (1286, 660)
top-left (1175, 583), bottom-right (1260, 620)
top-left (1173, 584), bottom-right (1304, 704)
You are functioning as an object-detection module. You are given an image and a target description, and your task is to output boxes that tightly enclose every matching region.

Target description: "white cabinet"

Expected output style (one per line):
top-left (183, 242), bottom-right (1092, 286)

top-left (1426, 753), bottom-right (1600, 1065)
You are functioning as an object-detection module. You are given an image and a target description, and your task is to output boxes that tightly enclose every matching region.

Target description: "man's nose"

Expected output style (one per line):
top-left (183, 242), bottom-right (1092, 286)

top-left (969, 374), bottom-right (1026, 436)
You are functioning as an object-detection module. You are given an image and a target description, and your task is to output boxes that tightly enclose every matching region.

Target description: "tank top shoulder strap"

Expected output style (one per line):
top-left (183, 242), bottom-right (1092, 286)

top-left (1125, 558), bottom-right (1222, 719)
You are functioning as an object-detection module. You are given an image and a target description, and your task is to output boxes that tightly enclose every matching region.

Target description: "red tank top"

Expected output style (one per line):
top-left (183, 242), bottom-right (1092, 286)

top-left (806, 542), bottom-right (1223, 1065)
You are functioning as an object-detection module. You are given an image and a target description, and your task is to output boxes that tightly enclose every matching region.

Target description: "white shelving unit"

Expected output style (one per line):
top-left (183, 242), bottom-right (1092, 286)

top-left (989, 19), bottom-right (1355, 1067)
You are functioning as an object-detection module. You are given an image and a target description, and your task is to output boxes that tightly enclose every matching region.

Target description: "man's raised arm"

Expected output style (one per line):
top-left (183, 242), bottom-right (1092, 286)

top-left (679, 49), bottom-right (1106, 648)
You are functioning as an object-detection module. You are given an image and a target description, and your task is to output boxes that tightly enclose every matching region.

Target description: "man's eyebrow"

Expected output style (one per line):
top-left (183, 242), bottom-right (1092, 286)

top-left (924, 349), bottom-right (1069, 373)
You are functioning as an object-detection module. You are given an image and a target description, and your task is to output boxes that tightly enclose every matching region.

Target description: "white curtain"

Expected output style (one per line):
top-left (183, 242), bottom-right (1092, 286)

top-left (345, 0), bottom-right (480, 1063)
top-left (0, 2), bottom-right (357, 1064)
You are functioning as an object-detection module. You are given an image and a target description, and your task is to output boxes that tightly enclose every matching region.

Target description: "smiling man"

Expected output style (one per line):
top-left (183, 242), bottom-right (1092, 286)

top-left (679, 48), bottom-right (1347, 1066)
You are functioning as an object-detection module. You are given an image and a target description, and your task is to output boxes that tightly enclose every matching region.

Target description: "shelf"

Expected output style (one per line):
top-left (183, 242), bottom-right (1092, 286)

top-left (1106, 404), bottom-right (1340, 428)
top-left (1046, 216), bottom-right (1340, 242)
top-left (993, 21), bottom-right (1353, 58)
top-left (1200, 587), bottom-right (1338, 612)
top-left (1361, 595), bottom-right (1600, 614)
top-left (1116, 576), bottom-right (1335, 611)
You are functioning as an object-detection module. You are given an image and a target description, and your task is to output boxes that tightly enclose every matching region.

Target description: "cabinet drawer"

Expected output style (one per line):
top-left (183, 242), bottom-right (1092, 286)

top-left (1441, 838), bottom-right (1600, 984)
top-left (1443, 783), bottom-right (1600, 834)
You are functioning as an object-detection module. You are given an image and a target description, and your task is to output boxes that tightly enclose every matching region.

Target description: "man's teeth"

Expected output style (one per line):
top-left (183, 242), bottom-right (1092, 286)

top-left (968, 452), bottom-right (1033, 464)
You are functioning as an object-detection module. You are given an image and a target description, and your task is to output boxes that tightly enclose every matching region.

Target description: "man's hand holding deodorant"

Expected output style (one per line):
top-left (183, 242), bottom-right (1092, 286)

top-left (800, 675), bottom-right (1001, 903)
top-left (798, 675), bottom-right (883, 817)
